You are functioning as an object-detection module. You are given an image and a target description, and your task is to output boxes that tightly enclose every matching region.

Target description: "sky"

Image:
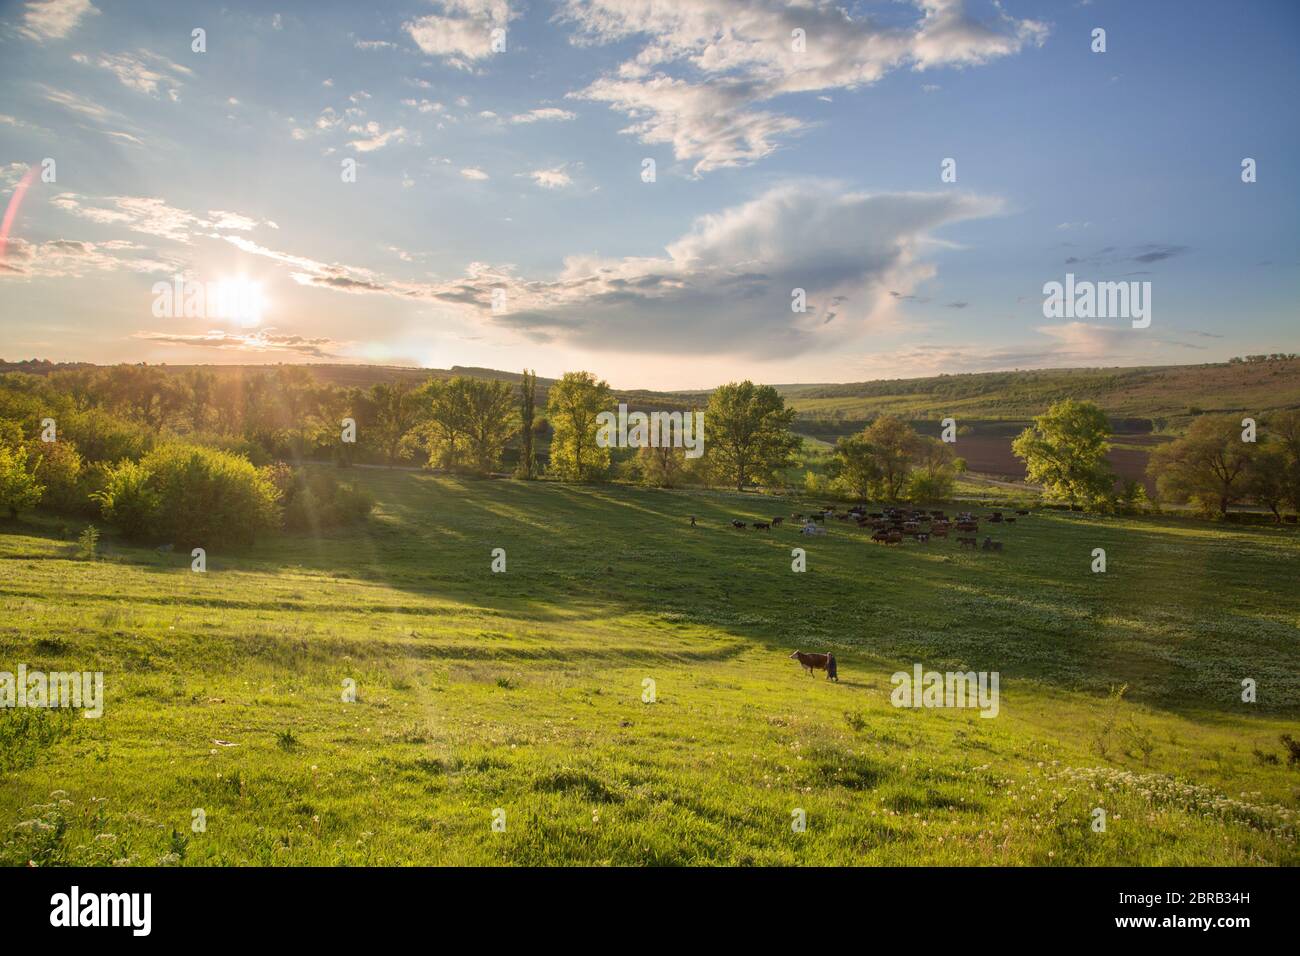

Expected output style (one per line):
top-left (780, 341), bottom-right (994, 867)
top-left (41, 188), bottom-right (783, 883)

top-left (0, 0), bottom-right (1297, 390)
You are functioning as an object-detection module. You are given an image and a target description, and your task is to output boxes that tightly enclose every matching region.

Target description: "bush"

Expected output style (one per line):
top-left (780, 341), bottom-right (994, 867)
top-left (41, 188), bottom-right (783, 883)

top-left (62, 407), bottom-right (153, 464)
top-left (77, 524), bottom-right (100, 559)
top-left (186, 431), bottom-right (274, 467)
top-left (92, 459), bottom-right (159, 539)
top-left (265, 464), bottom-right (374, 532)
top-left (906, 469), bottom-right (955, 503)
top-left (26, 439), bottom-right (87, 515)
top-left (0, 443), bottom-right (43, 518)
top-left (96, 443), bottom-right (280, 547)
top-left (804, 470), bottom-right (831, 495)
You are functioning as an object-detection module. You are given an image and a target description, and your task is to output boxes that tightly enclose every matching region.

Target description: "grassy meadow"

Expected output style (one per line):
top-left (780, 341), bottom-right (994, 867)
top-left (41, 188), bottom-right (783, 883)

top-left (2, 468), bottom-right (1298, 865)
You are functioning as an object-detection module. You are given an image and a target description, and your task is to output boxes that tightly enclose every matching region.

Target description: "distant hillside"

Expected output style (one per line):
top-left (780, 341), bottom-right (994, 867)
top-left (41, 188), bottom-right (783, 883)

top-left (4, 357), bottom-right (1297, 427)
top-left (0, 360), bottom-right (701, 414)
top-left (775, 359), bottom-right (1300, 427)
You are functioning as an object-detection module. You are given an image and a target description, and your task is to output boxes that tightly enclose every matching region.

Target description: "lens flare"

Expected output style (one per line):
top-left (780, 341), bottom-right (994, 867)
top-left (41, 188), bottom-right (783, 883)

top-left (0, 165), bottom-right (38, 263)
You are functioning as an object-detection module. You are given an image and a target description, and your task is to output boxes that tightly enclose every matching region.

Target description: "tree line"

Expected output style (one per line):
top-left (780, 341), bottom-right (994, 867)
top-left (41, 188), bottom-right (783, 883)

top-left (2, 367), bottom-right (1297, 542)
top-left (1012, 398), bottom-right (1300, 518)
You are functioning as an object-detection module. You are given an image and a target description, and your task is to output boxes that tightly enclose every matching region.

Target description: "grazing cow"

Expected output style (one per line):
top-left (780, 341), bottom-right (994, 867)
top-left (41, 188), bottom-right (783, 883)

top-left (982, 537), bottom-right (1003, 552)
top-left (1005, 517), bottom-right (1016, 524)
top-left (958, 536), bottom-right (978, 549)
top-left (810, 513), bottom-right (825, 523)
top-left (753, 521), bottom-right (771, 531)
top-left (689, 515), bottom-right (697, 526)
top-left (790, 650), bottom-right (838, 681)
top-left (871, 530), bottom-right (891, 543)
top-left (731, 519), bottom-right (747, 529)
top-left (792, 513), bottom-right (804, 521)
top-left (915, 532), bottom-right (930, 543)
top-left (772, 516), bottom-right (784, 526)
top-left (1016, 509), bottom-right (1029, 516)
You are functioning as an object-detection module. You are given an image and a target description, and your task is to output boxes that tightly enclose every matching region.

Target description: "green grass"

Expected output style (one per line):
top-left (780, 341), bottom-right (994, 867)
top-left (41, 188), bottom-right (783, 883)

top-left (1, 470), bottom-right (1297, 865)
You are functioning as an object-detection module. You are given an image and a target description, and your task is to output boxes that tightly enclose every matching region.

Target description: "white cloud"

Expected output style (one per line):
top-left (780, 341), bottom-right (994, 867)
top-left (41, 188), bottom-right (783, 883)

top-left (511, 107), bottom-right (577, 124)
top-left (1, 162), bottom-right (31, 188)
top-left (101, 130), bottom-right (145, 146)
top-left (51, 194), bottom-right (274, 243)
top-left (18, 0), bottom-right (97, 42)
top-left (404, 0), bottom-right (516, 68)
top-left (561, 0), bottom-right (1048, 175)
top-left (219, 183), bottom-right (1003, 359)
top-left (460, 167), bottom-right (489, 180)
top-left (71, 49), bottom-right (192, 99)
top-left (527, 166), bottom-right (573, 189)
top-left (347, 122), bottom-right (409, 152)
top-left (402, 98), bottom-right (445, 114)
top-left (0, 236), bottom-right (176, 280)
top-left (316, 107), bottom-right (343, 131)
top-left (578, 74), bottom-right (804, 175)
top-left (854, 321), bottom-right (1188, 378)
top-left (133, 329), bottom-right (342, 358)
top-left (42, 86), bottom-right (116, 121)
top-left (1034, 321), bottom-right (1144, 359)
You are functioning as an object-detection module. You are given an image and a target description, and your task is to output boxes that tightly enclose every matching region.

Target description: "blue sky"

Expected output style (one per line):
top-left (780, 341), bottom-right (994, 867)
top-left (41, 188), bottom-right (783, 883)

top-left (1, 0), bottom-right (1297, 389)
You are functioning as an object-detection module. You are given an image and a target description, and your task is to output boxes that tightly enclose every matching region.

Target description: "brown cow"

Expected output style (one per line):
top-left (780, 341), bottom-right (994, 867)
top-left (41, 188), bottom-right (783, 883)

top-left (790, 650), bottom-right (838, 681)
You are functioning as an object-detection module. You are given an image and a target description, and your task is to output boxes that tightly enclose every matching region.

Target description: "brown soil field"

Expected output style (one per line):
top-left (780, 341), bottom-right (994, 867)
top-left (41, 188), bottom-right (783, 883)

top-left (955, 435), bottom-right (1164, 493)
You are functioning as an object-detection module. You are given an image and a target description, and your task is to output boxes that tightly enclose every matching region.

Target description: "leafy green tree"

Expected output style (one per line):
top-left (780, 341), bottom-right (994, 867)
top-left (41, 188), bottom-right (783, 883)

top-left (409, 379), bottom-right (472, 471)
top-left (26, 438), bottom-right (85, 514)
top-left (1013, 399), bottom-right (1115, 508)
top-left (182, 368), bottom-right (217, 432)
top-left (369, 381), bottom-right (421, 465)
top-left (461, 377), bottom-right (517, 475)
top-left (63, 407), bottom-right (153, 463)
top-left (546, 371), bottom-right (613, 482)
top-left (830, 432), bottom-right (881, 499)
top-left (0, 443), bottom-right (43, 519)
top-left (637, 443), bottom-right (690, 488)
top-left (906, 436), bottom-right (960, 503)
top-left (1244, 446), bottom-right (1289, 521)
top-left (704, 381), bottom-right (798, 491)
top-left (407, 376), bottom-right (514, 473)
top-left (860, 415), bottom-right (917, 501)
top-left (1265, 409), bottom-right (1300, 514)
top-left (516, 369), bottom-right (538, 479)
top-left (1114, 478), bottom-right (1152, 514)
top-left (1147, 414), bottom-right (1254, 516)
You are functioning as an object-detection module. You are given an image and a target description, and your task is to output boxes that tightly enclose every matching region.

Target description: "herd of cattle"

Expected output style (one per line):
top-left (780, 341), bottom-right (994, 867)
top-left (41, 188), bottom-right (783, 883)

top-left (696, 505), bottom-right (1031, 552)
